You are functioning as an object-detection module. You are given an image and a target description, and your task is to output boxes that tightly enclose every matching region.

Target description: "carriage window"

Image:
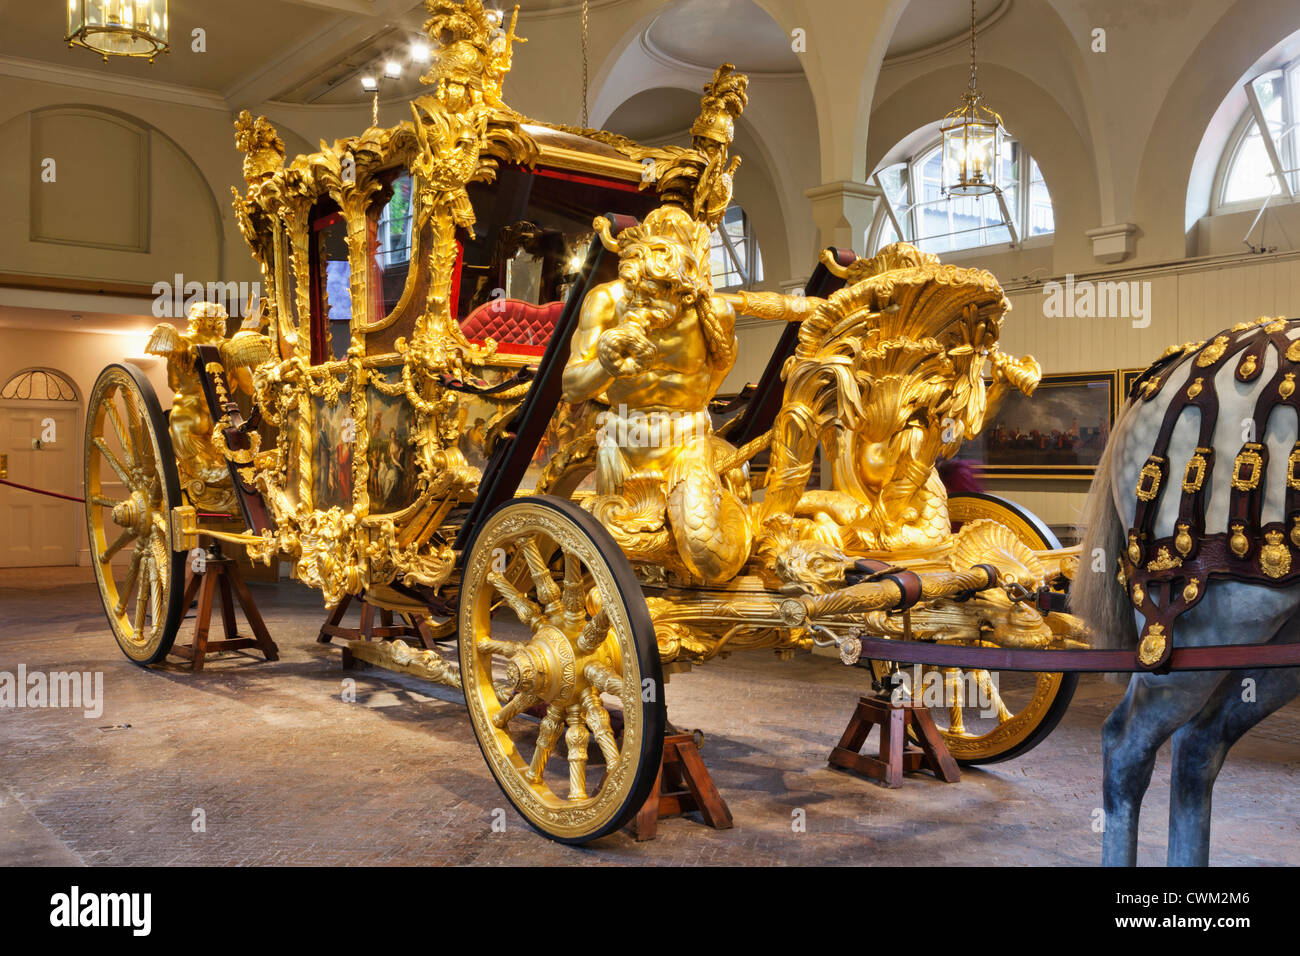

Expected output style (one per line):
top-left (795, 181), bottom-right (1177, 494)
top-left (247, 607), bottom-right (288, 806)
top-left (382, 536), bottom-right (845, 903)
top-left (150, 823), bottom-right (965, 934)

top-left (311, 209), bottom-right (352, 362)
top-left (367, 170), bottom-right (415, 321)
top-left (454, 168), bottom-right (659, 354)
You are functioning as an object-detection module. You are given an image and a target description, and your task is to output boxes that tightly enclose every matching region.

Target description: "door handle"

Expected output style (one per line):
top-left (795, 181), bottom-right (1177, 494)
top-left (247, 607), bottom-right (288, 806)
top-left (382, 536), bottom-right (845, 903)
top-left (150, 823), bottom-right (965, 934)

top-left (31, 438), bottom-right (43, 451)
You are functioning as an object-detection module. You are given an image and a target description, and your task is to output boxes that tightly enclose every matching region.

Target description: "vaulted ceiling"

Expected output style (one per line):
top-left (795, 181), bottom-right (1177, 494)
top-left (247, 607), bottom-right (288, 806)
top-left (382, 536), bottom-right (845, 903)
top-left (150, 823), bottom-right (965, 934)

top-left (0, 0), bottom-right (1004, 112)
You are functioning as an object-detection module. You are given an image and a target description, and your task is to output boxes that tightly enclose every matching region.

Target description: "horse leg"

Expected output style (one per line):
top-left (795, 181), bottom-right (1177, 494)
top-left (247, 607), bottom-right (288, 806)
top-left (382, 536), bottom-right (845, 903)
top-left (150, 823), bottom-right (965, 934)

top-left (1102, 670), bottom-right (1222, 866)
top-left (1168, 666), bottom-right (1300, 866)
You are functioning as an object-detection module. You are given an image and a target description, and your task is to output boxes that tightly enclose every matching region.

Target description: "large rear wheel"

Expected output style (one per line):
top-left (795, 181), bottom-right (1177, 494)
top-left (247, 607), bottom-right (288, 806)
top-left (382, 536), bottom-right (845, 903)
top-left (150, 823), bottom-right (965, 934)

top-left (872, 492), bottom-right (1078, 765)
top-left (84, 363), bottom-right (187, 665)
top-left (458, 495), bottom-right (665, 843)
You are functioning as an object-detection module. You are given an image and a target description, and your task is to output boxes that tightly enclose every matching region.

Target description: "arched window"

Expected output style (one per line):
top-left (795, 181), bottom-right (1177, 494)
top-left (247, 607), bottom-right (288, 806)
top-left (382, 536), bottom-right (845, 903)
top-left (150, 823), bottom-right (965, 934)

top-left (868, 136), bottom-right (1053, 255)
top-left (1214, 62), bottom-right (1300, 211)
top-left (0, 368), bottom-right (78, 402)
top-left (710, 205), bottom-right (764, 291)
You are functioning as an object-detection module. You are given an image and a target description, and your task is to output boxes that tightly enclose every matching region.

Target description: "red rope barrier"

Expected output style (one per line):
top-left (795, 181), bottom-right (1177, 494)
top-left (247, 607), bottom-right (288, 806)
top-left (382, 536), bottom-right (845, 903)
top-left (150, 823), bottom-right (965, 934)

top-left (0, 479), bottom-right (236, 522)
top-left (0, 478), bottom-right (84, 503)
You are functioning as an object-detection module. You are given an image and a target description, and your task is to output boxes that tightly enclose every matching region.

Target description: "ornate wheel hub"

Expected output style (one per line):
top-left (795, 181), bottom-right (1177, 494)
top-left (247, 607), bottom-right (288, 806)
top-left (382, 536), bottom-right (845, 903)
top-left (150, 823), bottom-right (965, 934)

top-left (111, 485), bottom-right (155, 539)
top-left (505, 624), bottom-right (577, 704)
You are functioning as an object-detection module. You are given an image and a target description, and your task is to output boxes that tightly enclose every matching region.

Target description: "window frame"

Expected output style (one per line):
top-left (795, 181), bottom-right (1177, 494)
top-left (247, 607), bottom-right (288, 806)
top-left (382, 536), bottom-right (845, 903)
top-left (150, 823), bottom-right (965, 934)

top-left (1212, 62), bottom-right (1300, 215)
top-left (867, 134), bottom-right (1054, 256)
top-left (709, 205), bottom-right (764, 292)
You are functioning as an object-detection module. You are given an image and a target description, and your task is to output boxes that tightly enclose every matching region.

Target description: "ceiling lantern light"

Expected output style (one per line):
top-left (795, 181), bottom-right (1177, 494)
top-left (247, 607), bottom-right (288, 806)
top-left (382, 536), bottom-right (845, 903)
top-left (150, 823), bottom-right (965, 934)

top-left (360, 74), bottom-right (378, 92)
top-left (411, 39), bottom-right (430, 63)
top-left (384, 59), bottom-right (402, 79)
top-left (66, 0), bottom-right (169, 63)
top-left (940, 0), bottom-right (1004, 197)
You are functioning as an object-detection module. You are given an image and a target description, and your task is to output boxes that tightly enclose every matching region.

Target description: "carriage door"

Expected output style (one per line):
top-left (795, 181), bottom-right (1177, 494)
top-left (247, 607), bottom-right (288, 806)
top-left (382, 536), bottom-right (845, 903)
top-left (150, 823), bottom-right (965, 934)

top-left (0, 368), bottom-right (80, 567)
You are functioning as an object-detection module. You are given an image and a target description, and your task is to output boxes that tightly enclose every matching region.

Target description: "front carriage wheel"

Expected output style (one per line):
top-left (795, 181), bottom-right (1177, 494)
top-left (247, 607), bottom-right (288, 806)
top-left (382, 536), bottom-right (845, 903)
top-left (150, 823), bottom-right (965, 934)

top-left (84, 363), bottom-right (187, 665)
top-left (458, 495), bottom-right (666, 843)
top-left (871, 492), bottom-right (1078, 765)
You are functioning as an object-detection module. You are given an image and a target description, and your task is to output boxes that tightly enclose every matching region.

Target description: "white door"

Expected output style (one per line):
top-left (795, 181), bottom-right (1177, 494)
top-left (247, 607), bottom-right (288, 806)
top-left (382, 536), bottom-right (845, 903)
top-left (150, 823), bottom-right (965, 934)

top-left (0, 402), bottom-right (79, 567)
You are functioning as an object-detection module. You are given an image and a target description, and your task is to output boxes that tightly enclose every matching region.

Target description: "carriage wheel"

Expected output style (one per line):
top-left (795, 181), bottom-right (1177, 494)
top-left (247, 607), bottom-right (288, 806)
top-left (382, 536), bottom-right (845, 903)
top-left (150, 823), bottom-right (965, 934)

top-left (458, 495), bottom-right (666, 843)
top-left (84, 363), bottom-right (187, 665)
top-left (871, 492), bottom-right (1078, 765)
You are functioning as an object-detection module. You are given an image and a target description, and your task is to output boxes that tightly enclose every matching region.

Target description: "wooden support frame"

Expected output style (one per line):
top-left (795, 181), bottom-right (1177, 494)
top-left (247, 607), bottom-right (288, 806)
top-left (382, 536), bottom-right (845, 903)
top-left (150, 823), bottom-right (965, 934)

top-left (828, 695), bottom-right (961, 788)
top-left (316, 594), bottom-right (437, 649)
top-left (169, 544), bottom-right (279, 671)
top-left (631, 732), bottom-right (733, 841)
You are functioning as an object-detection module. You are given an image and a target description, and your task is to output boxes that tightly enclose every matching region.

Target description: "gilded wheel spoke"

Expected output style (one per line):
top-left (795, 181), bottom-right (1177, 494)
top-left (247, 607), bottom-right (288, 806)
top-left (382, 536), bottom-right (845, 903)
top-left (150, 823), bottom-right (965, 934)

top-left (492, 691), bottom-right (538, 729)
top-left (580, 688), bottom-right (620, 766)
top-left (133, 558), bottom-right (150, 638)
top-left (979, 670), bottom-right (1013, 723)
top-left (526, 703), bottom-right (565, 784)
top-left (94, 436), bottom-right (134, 488)
top-left (149, 563), bottom-right (163, 629)
top-left (477, 636), bottom-right (524, 657)
top-left (115, 544), bottom-right (144, 615)
top-left (561, 552), bottom-right (585, 628)
top-left (943, 668), bottom-right (966, 735)
top-left (565, 706), bottom-right (590, 801)
top-left (99, 526), bottom-right (138, 564)
top-left (520, 535), bottom-right (561, 610)
top-left (488, 570), bottom-right (544, 629)
top-left (123, 392), bottom-right (152, 468)
top-left (91, 494), bottom-right (124, 509)
top-left (575, 608), bottom-right (609, 654)
top-left (582, 660), bottom-right (624, 697)
top-left (104, 395), bottom-right (136, 463)
top-left (150, 527), bottom-right (170, 592)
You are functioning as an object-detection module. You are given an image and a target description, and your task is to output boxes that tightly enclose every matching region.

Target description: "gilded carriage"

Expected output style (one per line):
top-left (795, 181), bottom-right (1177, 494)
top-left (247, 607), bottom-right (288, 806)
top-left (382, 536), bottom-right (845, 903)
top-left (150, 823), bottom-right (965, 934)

top-left (84, 0), bottom-right (1089, 843)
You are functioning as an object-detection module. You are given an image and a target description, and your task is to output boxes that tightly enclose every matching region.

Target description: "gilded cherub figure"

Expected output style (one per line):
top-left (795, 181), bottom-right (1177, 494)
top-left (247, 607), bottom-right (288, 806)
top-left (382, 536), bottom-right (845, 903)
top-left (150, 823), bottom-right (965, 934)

top-left (146, 301), bottom-right (239, 513)
top-left (146, 300), bottom-right (271, 514)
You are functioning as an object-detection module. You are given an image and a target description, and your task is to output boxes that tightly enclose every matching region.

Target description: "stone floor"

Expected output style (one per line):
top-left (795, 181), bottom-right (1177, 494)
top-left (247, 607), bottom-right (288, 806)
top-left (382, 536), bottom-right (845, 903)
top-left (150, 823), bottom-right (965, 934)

top-left (2, 567), bottom-right (1298, 866)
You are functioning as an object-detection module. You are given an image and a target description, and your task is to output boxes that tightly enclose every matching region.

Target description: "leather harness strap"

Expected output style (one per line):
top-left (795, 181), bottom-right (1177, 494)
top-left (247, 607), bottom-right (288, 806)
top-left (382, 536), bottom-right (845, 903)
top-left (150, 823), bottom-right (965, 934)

top-left (1121, 317), bottom-right (1300, 672)
top-left (856, 633), bottom-right (1300, 673)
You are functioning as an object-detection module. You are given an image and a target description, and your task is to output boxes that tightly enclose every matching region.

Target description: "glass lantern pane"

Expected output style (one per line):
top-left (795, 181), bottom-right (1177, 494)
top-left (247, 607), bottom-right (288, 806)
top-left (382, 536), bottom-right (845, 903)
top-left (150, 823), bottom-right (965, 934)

top-left (944, 121), bottom-right (998, 195)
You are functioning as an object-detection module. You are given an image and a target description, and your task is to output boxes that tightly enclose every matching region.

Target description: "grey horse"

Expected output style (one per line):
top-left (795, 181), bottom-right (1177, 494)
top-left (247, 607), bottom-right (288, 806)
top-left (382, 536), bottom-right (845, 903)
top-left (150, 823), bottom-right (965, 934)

top-left (1072, 327), bottom-right (1300, 866)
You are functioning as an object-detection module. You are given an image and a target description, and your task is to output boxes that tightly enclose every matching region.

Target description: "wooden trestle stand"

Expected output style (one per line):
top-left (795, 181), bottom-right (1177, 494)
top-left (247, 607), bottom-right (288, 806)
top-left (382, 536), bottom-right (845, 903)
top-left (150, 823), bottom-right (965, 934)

top-left (630, 732), bottom-right (733, 841)
top-left (828, 695), bottom-right (961, 788)
top-left (169, 543), bottom-right (279, 671)
top-left (316, 594), bottom-right (438, 650)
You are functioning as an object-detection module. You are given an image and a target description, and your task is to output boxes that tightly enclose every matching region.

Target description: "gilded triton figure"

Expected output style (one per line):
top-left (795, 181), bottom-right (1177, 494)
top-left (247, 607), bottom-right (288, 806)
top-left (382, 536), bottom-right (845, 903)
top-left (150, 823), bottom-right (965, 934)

top-left (562, 64), bottom-right (817, 584)
top-left (563, 206), bottom-right (815, 583)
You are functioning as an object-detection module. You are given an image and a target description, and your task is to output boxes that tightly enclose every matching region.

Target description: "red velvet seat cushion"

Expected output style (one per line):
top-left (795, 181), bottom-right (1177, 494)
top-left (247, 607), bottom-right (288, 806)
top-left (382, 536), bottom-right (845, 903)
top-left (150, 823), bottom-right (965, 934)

top-left (460, 299), bottom-right (563, 354)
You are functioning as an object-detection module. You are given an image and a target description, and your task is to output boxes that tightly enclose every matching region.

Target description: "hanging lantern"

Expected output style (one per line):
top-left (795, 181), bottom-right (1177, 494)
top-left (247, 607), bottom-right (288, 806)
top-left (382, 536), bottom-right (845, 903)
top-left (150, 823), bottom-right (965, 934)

top-left (66, 1), bottom-right (170, 63)
top-left (940, 0), bottom-right (1004, 197)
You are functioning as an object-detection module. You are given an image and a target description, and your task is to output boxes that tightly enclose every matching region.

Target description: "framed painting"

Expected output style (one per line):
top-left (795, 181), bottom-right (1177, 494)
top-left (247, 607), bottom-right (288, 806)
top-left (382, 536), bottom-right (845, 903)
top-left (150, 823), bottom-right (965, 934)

top-left (364, 366), bottom-right (420, 515)
top-left (1119, 367), bottom-right (1145, 413)
top-left (955, 371), bottom-right (1118, 479)
top-left (310, 390), bottom-right (356, 509)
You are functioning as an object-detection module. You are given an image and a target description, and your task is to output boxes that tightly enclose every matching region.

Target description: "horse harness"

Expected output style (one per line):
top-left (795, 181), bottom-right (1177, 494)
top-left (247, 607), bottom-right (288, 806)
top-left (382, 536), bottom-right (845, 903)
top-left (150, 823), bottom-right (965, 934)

top-left (1122, 316), bottom-right (1300, 671)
